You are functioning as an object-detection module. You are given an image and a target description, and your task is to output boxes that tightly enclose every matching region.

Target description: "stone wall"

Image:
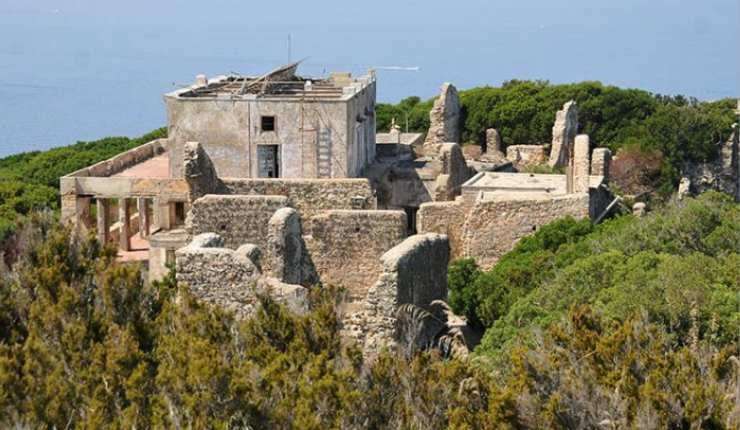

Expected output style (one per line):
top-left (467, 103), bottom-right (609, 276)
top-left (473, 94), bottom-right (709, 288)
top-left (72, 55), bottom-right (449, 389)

top-left (416, 197), bottom-right (471, 259)
top-left (460, 194), bottom-right (590, 268)
top-left (220, 178), bottom-right (376, 219)
top-left (175, 233), bottom-right (308, 319)
top-left (419, 192), bottom-right (591, 269)
top-left (506, 145), bottom-right (547, 168)
top-left (591, 147), bottom-right (612, 181)
top-left (304, 210), bottom-right (407, 300)
top-left (344, 233), bottom-right (450, 357)
top-left (435, 143), bottom-right (471, 200)
top-left (187, 194), bottom-right (288, 252)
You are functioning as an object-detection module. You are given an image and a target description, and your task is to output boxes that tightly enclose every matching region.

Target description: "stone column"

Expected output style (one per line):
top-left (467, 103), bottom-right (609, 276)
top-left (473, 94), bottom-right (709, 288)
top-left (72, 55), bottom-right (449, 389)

top-left (573, 135), bottom-right (591, 194)
top-left (119, 198), bottom-right (131, 252)
top-left (96, 199), bottom-right (111, 245)
top-left (138, 198), bottom-right (150, 237)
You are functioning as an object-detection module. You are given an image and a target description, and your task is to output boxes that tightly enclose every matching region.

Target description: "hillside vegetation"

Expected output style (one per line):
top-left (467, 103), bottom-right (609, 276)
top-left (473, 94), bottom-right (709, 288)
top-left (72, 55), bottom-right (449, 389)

top-left (377, 81), bottom-right (736, 194)
top-left (0, 128), bottom-right (167, 241)
top-left (0, 197), bottom-right (738, 428)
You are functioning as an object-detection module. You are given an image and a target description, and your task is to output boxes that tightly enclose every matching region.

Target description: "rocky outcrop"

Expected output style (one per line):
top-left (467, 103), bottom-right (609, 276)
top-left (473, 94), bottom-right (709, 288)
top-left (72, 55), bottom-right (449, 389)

top-left (423, 83), bottom-right (461, 155)
top-left (548, 101), bottom-right (579, 167)
top-left (680, 127), bottom-right (739, 201)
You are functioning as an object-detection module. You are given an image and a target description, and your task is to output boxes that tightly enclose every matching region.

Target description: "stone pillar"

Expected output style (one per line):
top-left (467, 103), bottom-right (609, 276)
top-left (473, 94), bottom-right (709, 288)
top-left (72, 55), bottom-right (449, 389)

top-left (485, 128), bottom-right (503, 155)
top-left (61, 194), bottom-right (92, 235)
top-left (572, 135), bottom-right (591, 194)
top-left (591, 148), bottom-right (612, 183)
top-left (119, 198), bottom-right (131, 252)
top-left (60, 194), bottom-right (77, 226)
top-left (549, 100), bottom-right (579, 168)
top-left (138, 198), bottom-right (150, 237)
top-left (96, 199), bottom-right (111, 245)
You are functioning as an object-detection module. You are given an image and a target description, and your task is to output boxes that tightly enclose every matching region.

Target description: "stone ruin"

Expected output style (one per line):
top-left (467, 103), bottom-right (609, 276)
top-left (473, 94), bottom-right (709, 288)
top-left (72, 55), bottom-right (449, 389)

top-left (548, 100), bottom-right (579, 168)
top-left (58, 68), bottom-right (635, 360)
top-left (423, 83), bottom-right (461, 155)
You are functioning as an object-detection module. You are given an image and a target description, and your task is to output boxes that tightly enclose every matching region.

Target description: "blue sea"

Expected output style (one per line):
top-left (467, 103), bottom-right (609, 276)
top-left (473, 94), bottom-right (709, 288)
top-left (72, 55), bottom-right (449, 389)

top-left (0, 0), bottom-right (737, 157)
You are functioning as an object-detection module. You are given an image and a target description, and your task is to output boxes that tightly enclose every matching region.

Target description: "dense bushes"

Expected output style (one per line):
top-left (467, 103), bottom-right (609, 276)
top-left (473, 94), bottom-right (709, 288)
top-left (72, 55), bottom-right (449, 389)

top-left (0, 128), bottom-right (166, 242)
top-left (445, 192), bottom-right (739, 358)
top-left (377, 81), bottom-right (736, 193)
top-left (0, 215), bottom-right (737, 428)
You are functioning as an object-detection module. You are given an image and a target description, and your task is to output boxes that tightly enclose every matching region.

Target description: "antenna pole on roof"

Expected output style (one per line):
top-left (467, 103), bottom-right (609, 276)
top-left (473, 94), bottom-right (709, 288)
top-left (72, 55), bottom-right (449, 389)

top-left (288, 34), bottom-right (292, 63)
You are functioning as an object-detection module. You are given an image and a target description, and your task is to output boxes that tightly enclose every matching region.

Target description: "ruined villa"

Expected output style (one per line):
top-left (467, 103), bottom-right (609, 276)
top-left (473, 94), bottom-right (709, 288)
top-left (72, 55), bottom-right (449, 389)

top-left (60, 63), bottom-right (619, 356)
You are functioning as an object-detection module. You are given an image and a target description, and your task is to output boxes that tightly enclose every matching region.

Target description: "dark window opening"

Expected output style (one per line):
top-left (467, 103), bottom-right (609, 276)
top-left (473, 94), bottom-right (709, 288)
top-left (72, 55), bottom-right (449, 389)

top-left (174, 202), bottom-right (186, 226)
top-left (404, 207), bottom-right (418, 235)
top-left (261, 116), bottom-right (275, 132)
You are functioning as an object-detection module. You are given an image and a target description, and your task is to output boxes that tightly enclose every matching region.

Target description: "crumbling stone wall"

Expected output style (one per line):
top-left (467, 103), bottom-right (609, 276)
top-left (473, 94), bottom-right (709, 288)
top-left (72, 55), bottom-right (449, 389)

top-left (549, 100), bottom-right (579, 167)
top-left (591, 147), bottom-right (612, 181)
top-left (176, 233), bottom-right (308, 319)
top-left (416, 197), bottom-right (471, 259)
top-left (434, 143), bottom-right (472, 201)
top-left (183, 141), bottom-right (223, 199)
top-left (304, 210), bottom-right (406, 300)
top-left (221, 178), bottom-right (375, 219)
top-left (419, 192), bottom-right (591, 269)
top-left (187, 194), bottom-right (288, 251)
top-left (344, 233), bottom-right (450, 357)
top-left (423, 83), bottom-right (461, 155)
top-left (460, 194), bottom-right (590, 268)
top-left (266, 208), bottom-right (316, 285)
top-left (506, 145), bottom-right (547, 168)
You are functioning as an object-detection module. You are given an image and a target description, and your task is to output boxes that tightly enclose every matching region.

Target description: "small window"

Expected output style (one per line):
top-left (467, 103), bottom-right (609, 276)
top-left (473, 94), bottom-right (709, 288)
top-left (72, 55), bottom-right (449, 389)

top-left (261, 116), bottom-right (275, 132)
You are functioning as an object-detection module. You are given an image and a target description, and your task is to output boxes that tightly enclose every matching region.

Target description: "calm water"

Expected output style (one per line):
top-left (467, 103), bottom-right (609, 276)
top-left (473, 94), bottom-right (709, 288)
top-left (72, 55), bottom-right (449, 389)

top-left (0, 0), bottom-right (737, 157)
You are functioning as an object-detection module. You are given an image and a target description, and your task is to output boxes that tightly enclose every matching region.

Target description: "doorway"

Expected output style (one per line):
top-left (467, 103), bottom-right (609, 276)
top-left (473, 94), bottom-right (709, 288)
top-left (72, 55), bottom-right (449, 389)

top-left (257, 145), bottom-right (279, 178)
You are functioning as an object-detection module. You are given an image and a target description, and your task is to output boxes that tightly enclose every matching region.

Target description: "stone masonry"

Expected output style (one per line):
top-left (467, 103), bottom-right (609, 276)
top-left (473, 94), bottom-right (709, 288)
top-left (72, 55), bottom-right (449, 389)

top-left (342, 233), bottom-right (450, 358)
top-left (591, 147), bottom-right (612, 181)
top-left (506, 145), bottom-right (547, 168)
top-left (304, 210), bottom-right (407, 301)
top-left (423, 83), bottom-right (461, 155)
top-left (548, 100), bottom-right (579, 167)
top-left (572, 135), bottom-right (591, 193)
top-left (176, 233), bottom-right (308, 319)
top-left (187, 194), bottom-right (288, 251)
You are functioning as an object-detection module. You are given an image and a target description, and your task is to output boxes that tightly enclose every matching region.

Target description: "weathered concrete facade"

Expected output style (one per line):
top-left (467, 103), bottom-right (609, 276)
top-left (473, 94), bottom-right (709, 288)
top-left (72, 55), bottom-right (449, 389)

top-left (166, 67), bottom-right (376, 180)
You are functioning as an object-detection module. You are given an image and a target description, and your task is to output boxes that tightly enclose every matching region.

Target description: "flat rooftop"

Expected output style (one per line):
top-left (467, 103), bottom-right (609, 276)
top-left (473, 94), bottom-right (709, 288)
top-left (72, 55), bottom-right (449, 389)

top-left (463, 171), bottom-right (605, 198)
top-left (112, 153), bottom-right (170, 179)
top-left (172, 62), bottom-right (374, 101)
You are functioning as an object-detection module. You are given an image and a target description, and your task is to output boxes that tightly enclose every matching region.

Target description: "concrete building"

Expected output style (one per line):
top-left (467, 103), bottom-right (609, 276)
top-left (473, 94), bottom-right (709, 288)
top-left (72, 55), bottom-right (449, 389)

top-left (165, 62), bottom-right (377, 179)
